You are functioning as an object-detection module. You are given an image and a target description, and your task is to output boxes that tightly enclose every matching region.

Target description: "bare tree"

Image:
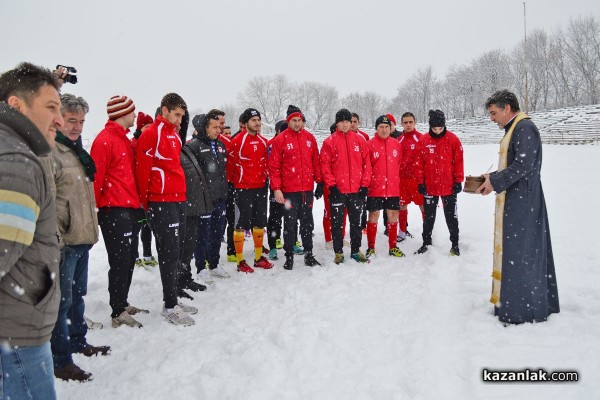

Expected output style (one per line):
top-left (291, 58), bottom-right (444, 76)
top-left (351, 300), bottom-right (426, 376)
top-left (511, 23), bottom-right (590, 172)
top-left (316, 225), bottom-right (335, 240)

top-left (563, 16), bottom-right (600, 104)
top-left (238, 74), bottom-right (293, 124)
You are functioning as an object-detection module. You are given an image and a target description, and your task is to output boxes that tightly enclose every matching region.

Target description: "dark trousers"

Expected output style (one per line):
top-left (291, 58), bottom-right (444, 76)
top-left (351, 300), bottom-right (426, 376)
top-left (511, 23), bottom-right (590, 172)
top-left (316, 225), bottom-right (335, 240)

top-left (148, 202), bottom-right (186, 309)
top-left (422, 194), bottom-right (459, 246)
top-left (180, 214), bottom-right (198, 286)
top-left (208, 199), bottom-right (227, 267)
top-left (283, 191), bottom-right (314, 257)
top-left (330, 193), bottom-right (364, 254)
top-left (194, 213), bottom-right (212, 272)
top-left (226, 184), bottom-right (236, 256)
top-left (234, 186), bottom-right (268, 230)
top-left (98, 207), bottom-right (142, 318)
top-left (140, 222), bottom-right (152, 258)
top-left (267, 192), bottom-right (284, 249)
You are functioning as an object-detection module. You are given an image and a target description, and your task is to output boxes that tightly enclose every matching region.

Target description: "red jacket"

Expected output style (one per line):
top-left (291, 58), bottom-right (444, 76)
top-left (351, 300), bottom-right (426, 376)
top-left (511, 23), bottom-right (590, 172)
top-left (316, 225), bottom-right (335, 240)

top-left (228, 130), bottom-right (269, 189)
top-left (320, 130), bottom-right (371, 194)
top-left (135, 115), bottom-right (187, 209)
top-left (91, 120), bottom-right (140, 209)
top-left (397, 129), bottom-right (422, 180)
top-left (218, 133), bottom-right (231, 150)
top-left (226, 130), bottom-right (245, 182)
top-left (355, 129), bottom-right (369, 141)
top-left (367, 135), bottom-right (402, 198)
top-left (415, 130), bottom-right (464, 196)
top-left (269, 127), bottom-right (322, 193)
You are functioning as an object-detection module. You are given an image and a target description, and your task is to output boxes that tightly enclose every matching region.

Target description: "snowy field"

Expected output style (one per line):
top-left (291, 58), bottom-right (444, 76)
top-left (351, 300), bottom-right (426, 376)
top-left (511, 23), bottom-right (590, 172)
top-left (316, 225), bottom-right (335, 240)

top-left (56, 144), bottom-right (599, 400)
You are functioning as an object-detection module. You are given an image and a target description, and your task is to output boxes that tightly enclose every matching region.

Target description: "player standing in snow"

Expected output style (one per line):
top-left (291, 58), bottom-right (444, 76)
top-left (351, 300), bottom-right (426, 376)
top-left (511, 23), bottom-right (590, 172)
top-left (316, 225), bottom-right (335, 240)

top-left (225, 113), bottom-right (246, 262)
top-left (269, 105), bottom-right (323, 270)
top-left (478, 90), bottom-right (559, 324)
top-left (227, 108), bottom-right (273, 272)
top-left (397, 112), bottom-right (424, 241)
top-left (135, 93), bottom-right (197, 326)
top-left (320, 109), bottom-right (372, 264)
top-left (365, 115), bottom-right (405, 258)
top-left (91, 95), bottom-right (148, 329)
top-left (414, 110), bottom-right (464, 256)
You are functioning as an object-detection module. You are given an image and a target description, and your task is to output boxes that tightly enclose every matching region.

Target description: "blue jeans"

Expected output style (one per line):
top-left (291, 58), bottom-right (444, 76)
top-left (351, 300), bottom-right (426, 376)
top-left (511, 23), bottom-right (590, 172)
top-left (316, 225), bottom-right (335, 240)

top-left (194, 200), bottom-right (227, 271)
top-left (50, 244), bottom-right (91, 368)
top-left (0, 342), bottom-right (57, 400)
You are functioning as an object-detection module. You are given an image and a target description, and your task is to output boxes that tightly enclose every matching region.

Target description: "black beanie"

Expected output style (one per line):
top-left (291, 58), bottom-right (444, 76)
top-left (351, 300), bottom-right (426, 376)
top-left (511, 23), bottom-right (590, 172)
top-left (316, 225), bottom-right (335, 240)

top-left (375, 115), bottom-right (392, 128)
top-left (241, 108), bottom-right (261, 124)
top-left (335, 108), bottom-right (352, 124)
top-left (428, 109), bottom-right (445, 127)
top-left (286, 104), bottom-right (301, 117)
top-left (275, 120), bottom-right (288, 134)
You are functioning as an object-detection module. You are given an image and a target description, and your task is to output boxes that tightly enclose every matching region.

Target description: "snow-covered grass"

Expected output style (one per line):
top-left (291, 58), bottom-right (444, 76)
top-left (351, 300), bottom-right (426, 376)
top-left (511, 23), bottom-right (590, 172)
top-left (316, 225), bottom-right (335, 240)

top-left (56, 144), bottom-right (599, 400)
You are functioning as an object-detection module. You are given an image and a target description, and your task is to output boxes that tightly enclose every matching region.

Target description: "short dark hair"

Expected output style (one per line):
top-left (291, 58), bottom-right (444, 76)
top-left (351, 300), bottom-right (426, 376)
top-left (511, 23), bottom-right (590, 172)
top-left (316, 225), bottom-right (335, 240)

top-left (224, 126), bottom-right (230, 130)
top-left (205, 109), bottom-right (222, 128)
top-left (351, 113), bottom-right (360, 121)
top-left (0, 62), bottom-right (60, 104)
top-left (401, 112), bottom-right (416, 122)
top-left (207, 108), bottom-right (225, 118)
top-left (160, 92), bottom-right (187, 112)
top-left (485, 90), bottom-right (520, 112)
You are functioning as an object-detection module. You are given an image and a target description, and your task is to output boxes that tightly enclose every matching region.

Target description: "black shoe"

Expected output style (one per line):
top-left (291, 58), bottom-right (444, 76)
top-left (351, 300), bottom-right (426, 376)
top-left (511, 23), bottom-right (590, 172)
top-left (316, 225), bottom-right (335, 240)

top-left (304, 252), bottom-right (321, 267)
top-left (406, 230), bottom-right (414, 238)
top-left (184, 280), bottom-right (207, 292)
top-left (283, 256), bottom-right (294, 270)
top-left (54, 363), bottom-right (92, 382)
top-left (177, 288), bottom-right (194, 300)
top-left (415, 244), bottom-right (429, 255)
top-left (450, 245), bottom-right (460, 256)
top-left (75, 344), bottom-right (111, 357)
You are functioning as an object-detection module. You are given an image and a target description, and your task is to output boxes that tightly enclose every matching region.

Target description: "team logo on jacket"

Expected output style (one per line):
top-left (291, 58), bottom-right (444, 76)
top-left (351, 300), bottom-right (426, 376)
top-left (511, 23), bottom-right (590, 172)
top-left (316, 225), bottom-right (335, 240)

top-left (410, 144), bottom-right (416, 150)
top-left (306, 141), bottom-right (311, 148)
top-left (426, 144), bottom-right (436, 153)
top-left (393, 149), bottom-right (398, 157)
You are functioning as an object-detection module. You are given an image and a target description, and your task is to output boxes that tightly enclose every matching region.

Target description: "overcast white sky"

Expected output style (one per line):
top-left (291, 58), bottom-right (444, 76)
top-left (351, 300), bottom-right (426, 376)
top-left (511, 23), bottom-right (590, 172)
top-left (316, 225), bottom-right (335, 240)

top-left (3, 0), bottom-right (600, 132)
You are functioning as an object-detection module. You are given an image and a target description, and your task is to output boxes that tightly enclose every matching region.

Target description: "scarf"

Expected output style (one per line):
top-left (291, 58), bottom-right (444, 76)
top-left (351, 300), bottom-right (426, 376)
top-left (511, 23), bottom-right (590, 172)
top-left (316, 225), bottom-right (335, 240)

top-left (490, 112), bottom-right (529, 306)
top-left (55, 131), bottom-right (97, 182)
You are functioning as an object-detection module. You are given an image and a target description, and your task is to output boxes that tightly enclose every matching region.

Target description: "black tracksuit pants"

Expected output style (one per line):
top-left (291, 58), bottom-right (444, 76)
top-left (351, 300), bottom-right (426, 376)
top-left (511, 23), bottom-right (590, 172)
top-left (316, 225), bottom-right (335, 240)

top-left (422, 194), bottom-right (459, 247)
top-left (226, 184), bottom-right (236, 256)
top-left (282, 191), bottom-right (314, 258)
top-left (180, 214), bottom-right (198, 286)
top-left (148, 202), bottom-right (186, 309)
top-left (330, 193), bottom-right (364, 254)
top-left (98, 207), bottom-right (143, 318)
top-left (267, 191), bottom-right (284, 249)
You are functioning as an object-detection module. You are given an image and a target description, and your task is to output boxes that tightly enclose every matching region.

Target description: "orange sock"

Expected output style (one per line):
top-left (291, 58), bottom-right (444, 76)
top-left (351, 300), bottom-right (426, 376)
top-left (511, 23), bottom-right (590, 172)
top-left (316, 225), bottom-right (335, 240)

top-left (233, 229), bottom-right (245, 263)
top-left (252, 227), bottom-right (264, 261)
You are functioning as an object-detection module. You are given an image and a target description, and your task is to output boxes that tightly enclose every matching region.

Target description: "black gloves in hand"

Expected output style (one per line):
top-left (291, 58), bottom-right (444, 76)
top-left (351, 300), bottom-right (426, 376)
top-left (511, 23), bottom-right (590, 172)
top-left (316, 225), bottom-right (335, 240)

top-left (329, 185), bottom-right (342, 202)
top-left (358, 186), bottom-right (368, 198)
top-left (453, 182), bottom-right (462, 194)
top-left (418, 184), bottom-right (427, 195)
top-left (314, 182), bottom-right (324, 200)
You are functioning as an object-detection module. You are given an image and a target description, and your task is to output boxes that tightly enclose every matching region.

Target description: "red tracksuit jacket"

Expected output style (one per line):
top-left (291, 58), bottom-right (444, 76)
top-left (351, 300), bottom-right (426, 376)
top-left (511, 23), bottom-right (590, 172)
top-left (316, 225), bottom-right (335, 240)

top-left (415, 130), bottom-right (464, 196)
top-left (228, 130), bottom-right (269, 189)
top-left (135, 115), bottom-right (187, 209)
top-left (397, 130), bottom-right (422, 180)
top-left (320, 130), bottom-right (371, 194)
top-left (367, 135), bottom-right (402, 198)
top-left (269, 127), bottom-right (322, 193)
top-left (91, 120), bottom-right (140, 209)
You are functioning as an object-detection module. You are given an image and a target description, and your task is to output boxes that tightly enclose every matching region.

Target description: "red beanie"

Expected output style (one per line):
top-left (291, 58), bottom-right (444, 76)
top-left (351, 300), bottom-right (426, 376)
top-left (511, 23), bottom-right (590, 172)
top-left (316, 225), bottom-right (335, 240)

top-left (386, 113), bottom-right (396, 125)
top-left (286, 111), bottom-right (303, 123)
top-left (107, 95), bottom-right (135, 120)
top-left (136, 112), bottom-right (153, 131)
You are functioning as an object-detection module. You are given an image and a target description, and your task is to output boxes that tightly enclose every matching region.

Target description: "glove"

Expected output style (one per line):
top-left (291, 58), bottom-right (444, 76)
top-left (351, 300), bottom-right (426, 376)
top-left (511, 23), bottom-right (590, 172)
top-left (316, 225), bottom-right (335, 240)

top-left (314, 182), bottom-right (324, 200)
top-left (358, 186), bottom-right (368, 198)
top-left (329, 186), bottom-right (342, 202)
top-left (418, 184), bottom-right (427, 195)
top-left (453, 182), bottom-right (462, 194)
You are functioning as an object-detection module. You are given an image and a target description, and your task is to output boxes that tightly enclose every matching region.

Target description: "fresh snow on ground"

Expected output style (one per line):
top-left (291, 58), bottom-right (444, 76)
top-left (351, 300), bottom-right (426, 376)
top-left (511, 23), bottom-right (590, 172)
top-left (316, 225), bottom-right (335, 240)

top-left (56, 144), bottom-right (599, 399)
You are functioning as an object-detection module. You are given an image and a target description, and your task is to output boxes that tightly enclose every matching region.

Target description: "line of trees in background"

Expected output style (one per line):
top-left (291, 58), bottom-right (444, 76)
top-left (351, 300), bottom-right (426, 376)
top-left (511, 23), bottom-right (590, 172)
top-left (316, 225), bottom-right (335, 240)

top-left (221, 16), bottom-right (600, 130)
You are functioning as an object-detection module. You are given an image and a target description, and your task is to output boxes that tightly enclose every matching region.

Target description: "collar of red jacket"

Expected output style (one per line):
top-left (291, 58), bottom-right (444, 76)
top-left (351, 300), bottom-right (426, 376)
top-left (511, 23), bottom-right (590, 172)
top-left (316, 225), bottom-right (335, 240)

top-left (104, 119), bottom-right (130, 136)
top-left (155, 114), bottom-right (177, 131)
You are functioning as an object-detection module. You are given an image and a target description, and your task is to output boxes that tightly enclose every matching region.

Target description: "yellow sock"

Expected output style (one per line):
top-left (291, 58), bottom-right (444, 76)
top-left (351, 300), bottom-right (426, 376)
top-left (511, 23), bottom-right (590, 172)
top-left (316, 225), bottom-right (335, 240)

top-left (252, 227), bottom-right (264, 261)
top-left (233, 229), bottom-right (245, 264)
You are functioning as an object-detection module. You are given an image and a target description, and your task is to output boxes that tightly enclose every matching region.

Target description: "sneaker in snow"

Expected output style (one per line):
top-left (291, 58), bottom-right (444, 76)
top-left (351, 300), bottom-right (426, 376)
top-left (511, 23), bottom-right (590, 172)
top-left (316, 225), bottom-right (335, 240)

top-left (210, 265), bottom-right (231, 279)
top-left (350, 251), bottom-right (369, 263)
top-left (304, 252), bottom-right (321, 267)
top-left (334, 253), bottom-right (345, 264)
top-left (405, 230), bottom-right (414, 238)
top-left (227, 254), bottom-right (237, 263)
top-left (177, 288), bottom-right (194, 301)
top-left (275, 238), bottom-right (283, 249)
top-left (142, 256), bottom-right (159, 267)
top-left (135, 258), bottom-right (144, 268)
top-left (84, 315), bottom-right (103, 330)
top-left (254, 256), bottom-right (274, 269)
top-left (343, 239), bottom-right (351, 248)
top-left (366, 248), bottom-right (376, 259)
top-left (362, 228), bottom-right (367, 235)
top-left (176, 302), bottom-right (198, 315)
top-left (112, 311), bottom-right (143, 329)
top-left (184, 280), bottom-right (207, 292)
top-left (75, 344), bottom-right (111, 357)
top-left (125, 305), bottom-right (149, 315)
top-left (283, 256), bottom-right (294, 270)
top-left (162, 306), bottom-right (195, 326)
top-left (54, 363), bottom-right (92, 382)
top-left (198, 268), bottom-right (214, 284)
top-left (389, 247), bottom-right (405, 257)
top-left (397, 231), bottom-right (407, 243)
top-left (268, 248), bottom-right (278, 260)
top-left (450, 246), bottom-right (461, 256)
top-left (415, 244), bottom-right (429, 255)
top-left (244, 229), bottom-right (251, 238)
top-left (293, 241), bottom-right (304, 255)
top-left (325, 241), bottom-right (333, 250)
top-left (237, 260), bottom-right (254, 273)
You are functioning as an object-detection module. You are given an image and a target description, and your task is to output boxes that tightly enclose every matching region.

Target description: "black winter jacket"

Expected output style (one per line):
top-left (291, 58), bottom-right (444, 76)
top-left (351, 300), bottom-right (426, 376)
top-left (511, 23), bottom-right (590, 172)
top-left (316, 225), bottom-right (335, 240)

top-left (181, 145), bottom-right (213, 216)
